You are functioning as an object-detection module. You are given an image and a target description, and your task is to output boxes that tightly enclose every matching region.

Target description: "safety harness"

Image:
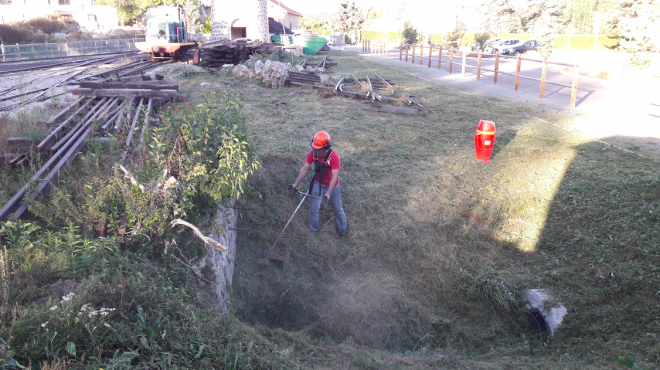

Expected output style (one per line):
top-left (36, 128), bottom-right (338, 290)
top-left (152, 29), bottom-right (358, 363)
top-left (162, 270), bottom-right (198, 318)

top-left (309, 149), bottom-right (333, 196)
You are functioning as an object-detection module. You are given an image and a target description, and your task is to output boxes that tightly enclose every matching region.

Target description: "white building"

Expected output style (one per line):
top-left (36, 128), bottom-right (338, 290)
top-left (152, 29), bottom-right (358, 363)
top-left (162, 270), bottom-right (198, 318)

top-left (0, 0), bottom-right (118, 32)
top-left (212, 0), bottom-right (301, 41)
top-left (267, 0), bottom-right (300, 31)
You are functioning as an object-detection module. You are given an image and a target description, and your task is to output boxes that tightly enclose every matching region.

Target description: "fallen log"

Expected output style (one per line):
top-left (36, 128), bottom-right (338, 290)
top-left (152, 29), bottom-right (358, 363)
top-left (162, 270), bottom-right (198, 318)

top-left (323, 100), bottom-right (424, 114)
top-left (71, 88), bottom-right (178, 98)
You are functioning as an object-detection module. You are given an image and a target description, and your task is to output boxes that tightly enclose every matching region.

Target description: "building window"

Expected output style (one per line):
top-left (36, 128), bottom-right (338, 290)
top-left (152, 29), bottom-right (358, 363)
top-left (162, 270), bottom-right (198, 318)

top-left (59, 0), bottom-right (71, 5)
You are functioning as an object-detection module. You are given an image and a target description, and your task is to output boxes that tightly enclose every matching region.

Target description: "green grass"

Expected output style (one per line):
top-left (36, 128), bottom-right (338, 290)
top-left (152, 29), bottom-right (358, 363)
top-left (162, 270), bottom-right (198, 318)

top-left (179, 51), bottom-right (660, 368)
top-left (2, 50), bottom-right (658, 369)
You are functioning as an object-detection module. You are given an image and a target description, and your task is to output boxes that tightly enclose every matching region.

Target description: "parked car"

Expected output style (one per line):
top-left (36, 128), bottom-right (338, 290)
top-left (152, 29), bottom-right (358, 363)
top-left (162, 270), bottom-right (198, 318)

top-left (487, 39), bottom-right (521, 53)
top-left (472, 37), bottom-right (503, 51)
top-left (499, 40), bottom-right (538, 55)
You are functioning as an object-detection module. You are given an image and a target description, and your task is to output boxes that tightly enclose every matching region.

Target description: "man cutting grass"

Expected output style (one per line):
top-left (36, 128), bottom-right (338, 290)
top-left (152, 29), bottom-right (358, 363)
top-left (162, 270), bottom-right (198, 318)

top-left (290, 131), bottom-right (349, 237)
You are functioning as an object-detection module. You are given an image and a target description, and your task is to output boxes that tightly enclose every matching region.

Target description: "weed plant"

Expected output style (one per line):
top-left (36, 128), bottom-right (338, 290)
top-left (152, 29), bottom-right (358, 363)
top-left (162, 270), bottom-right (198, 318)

top-left (0, 92), bottom-right (278, 368)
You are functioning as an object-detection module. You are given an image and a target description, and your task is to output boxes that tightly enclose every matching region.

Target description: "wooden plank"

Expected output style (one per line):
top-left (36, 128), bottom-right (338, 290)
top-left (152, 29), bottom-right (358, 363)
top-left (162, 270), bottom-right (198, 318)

top-left (570, 64), bottom-right (579, 108)
top-left (438, 47), bottom-right (442, 70)
top-left (462, 51), bottom-right (467, 76)
top-left (71, 88), bottom-right (178, 98)
top-left (405, 44), bottom-right (409, 62)
top-left (449, 49), bottom-right (454, 73)
top-left (323, 99), bottom-right (423, 114)
top-left (78, 81), bottom-right (179, 90)
top-left (540, 56), bottom-right (547, 99)
top-left (420, 45), bottom-right (423, 65)
top-left (477, 52), bottom-right (482, 81)
top-left (494, 51), bottom-right (500, 85)
top-left (515, 54), bottom-right (521, 92)
top-left (428, 45), bottom-right (432, 68)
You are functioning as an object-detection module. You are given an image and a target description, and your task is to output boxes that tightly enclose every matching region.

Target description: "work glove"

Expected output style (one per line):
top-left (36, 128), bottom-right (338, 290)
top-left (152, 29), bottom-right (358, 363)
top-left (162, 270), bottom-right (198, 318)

top-left (322, 193), bottom-right (330, 200)
top-left (288, 184), bottom-right (297, 192)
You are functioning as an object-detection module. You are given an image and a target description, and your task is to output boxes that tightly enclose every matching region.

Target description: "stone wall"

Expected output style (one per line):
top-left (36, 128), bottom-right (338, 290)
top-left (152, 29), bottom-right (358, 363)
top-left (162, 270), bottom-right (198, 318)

top-left (198, 205), bottom-right (237, 313)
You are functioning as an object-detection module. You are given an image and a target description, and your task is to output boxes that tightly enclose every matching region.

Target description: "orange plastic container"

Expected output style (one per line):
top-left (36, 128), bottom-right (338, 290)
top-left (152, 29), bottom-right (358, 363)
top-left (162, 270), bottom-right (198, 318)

top-left (475, 120), bottom-right (496, 163)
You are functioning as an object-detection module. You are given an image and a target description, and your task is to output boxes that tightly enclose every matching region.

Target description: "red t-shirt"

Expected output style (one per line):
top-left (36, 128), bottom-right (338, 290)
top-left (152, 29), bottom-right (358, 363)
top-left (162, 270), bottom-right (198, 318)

top-left (306, 150), bottom-right (340, 187)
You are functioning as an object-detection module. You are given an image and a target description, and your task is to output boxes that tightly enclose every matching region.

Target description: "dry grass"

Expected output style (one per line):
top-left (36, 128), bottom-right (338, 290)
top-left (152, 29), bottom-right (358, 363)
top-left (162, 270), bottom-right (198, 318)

top-left (152, 51), bottom-right (660, 368)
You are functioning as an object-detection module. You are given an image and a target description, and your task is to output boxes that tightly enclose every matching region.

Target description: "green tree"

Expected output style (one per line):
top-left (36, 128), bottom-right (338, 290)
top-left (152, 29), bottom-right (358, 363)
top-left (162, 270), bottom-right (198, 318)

top-left (605, 0), bottom-right (660, 66)
top-left (182, 0), bottom-right (200, 34)
top-left (480, 0), bottom-right (523, 33)
top-left (563, 0), bottom-right (597, 34)
top-left (96, 0), bottom-right (140, 25)
top-left (300, 14), bottom-right (332, 34)
top-left (473, 32), bottom-right (493, 50)
top-left (329, 1), bottom-right (365, 35)
top-left (401, 21), bottom-right (417, 44)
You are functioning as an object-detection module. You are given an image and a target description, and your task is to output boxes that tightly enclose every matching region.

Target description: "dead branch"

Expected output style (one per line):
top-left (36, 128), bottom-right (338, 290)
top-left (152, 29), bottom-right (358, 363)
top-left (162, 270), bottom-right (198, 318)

top-left (170, 219), bottom-right (228, 254)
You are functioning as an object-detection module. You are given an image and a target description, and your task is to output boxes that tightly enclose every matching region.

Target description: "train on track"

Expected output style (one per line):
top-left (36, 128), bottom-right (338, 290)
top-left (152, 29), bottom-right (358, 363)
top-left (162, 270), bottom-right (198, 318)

top-left (135, 5), bottom-right (196, 60)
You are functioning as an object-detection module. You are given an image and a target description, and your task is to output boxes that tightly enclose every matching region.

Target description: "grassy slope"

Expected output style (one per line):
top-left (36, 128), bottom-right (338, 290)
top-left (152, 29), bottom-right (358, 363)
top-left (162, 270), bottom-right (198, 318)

top-left (178, 51), bottom-right (660, 369)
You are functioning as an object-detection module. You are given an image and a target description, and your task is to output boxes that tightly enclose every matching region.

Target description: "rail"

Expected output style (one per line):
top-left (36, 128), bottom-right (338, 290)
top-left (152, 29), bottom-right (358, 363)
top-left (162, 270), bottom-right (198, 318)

top-left (0, 38), bottom-right (145, 63)
top-left (361, 40), bottom-right (581, 108)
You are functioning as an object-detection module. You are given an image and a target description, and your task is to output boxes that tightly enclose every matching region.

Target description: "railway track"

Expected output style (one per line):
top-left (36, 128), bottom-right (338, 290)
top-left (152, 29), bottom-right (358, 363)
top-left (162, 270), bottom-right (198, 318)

top-left (0, 55), bottom-right (162, 113)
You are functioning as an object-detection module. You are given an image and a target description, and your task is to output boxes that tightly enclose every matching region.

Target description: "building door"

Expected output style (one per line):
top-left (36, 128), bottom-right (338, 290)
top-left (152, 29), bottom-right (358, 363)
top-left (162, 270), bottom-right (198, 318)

top-left (231, 27), bottom-right (246, 39)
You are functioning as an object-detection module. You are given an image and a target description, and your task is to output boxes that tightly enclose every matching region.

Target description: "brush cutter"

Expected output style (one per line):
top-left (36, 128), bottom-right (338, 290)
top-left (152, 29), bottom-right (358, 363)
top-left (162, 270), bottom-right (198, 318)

top-left (263, 185), bottom-right (325, 263)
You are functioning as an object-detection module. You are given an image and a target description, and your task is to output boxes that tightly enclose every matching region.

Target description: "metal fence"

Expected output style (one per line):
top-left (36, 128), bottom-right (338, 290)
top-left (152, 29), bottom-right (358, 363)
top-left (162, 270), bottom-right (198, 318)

top-left (0, 38), bottom-right (146, 62)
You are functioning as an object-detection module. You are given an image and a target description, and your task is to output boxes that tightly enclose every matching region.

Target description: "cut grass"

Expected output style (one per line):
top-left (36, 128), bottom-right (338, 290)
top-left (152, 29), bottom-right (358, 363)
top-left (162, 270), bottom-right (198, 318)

top-left (176, 50), bottom-right (660, 368)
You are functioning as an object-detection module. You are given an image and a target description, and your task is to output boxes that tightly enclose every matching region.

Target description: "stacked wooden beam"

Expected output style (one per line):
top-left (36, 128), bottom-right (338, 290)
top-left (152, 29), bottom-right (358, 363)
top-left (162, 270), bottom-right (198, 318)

top-left (199, 40), bottom-right (280, 68)
top-left (71, 77), bottom-right (179, 98)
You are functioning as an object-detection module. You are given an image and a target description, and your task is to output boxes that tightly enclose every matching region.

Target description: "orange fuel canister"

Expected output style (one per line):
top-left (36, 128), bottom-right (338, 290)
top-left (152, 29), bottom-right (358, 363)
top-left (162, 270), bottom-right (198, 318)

top-left (475, 120), bottom-right (496, 164)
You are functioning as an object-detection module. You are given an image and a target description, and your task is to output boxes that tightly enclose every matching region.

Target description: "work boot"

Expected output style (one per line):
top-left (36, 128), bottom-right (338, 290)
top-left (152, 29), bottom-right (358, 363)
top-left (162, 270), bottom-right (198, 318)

top-left (337, 223), bottom-right (349, 238)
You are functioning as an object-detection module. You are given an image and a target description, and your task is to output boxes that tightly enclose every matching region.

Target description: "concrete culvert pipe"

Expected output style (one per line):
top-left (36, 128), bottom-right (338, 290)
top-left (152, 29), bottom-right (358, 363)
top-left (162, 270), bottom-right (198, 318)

top-left (523, 289), bottom-right (568, 337)
top-left (528, 308), bottom-right (549, 335)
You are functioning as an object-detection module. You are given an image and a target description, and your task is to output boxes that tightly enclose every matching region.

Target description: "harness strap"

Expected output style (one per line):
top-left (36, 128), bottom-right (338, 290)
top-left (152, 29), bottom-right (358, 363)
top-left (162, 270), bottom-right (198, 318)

top-left (309, 149), bottom-right (333, 196)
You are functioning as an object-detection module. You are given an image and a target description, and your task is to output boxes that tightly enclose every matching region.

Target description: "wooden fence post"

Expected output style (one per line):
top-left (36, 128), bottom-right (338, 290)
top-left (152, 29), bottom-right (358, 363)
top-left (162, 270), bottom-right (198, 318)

top-left (449, 49), bottom-right (453, 73)
top-left (570, 64), bottom-right (580, 108)
top-left (540, 56), bottom-right (548, 99)
top-left (405, 44), bottom-right (409, 62)
top-left (477, 52), bottom-right (482, 80)
top-left (412, 44), bottom-right (416, 64)
top-left (399, 42), bottom-right (403, 60)
top-left (438, 47), bottom-right (442, 70)
top-left (386, 42), bottom-right (389, 58)
top-left (16, 44), bottom-right (20, 60)
top-left (362, 39), bottom-right (365, 52)
top-left (420, 45), bottom-right (423, 65)
top-left (462, 50), bottom-right (467, 76)
top-left (428, 45), bottom-right (432, 68)
top-left (494, 51), bottom-right (499, 85)
top-left (515, 54), bottom-right (521, 91)
top-left (1, 44), bottom-right (5, 62)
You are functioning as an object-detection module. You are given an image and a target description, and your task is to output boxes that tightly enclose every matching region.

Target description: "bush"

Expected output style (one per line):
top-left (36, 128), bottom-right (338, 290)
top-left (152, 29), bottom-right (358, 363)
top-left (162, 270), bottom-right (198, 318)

top-left (0, 24), bottom-right (30, 44)
top-left (401, 21), bottom-right (417, 44)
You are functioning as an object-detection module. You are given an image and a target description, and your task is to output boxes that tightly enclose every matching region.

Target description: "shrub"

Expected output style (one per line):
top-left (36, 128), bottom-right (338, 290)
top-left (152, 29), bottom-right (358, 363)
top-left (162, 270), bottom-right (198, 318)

top-left (401, 21), bottom-right (417, 44)
top-left (0, 24), bottom-right (30, 44)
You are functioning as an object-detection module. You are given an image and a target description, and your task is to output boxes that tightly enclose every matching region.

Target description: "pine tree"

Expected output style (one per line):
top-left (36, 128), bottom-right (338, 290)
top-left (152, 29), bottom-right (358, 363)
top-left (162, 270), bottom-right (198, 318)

top-left (329, 1), bottom-right (365, 35)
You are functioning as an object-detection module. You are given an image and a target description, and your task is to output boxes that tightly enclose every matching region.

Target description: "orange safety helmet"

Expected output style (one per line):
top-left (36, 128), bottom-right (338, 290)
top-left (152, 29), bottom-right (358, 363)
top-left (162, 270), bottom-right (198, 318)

top-left (310, 131), bottom-right (331, 149)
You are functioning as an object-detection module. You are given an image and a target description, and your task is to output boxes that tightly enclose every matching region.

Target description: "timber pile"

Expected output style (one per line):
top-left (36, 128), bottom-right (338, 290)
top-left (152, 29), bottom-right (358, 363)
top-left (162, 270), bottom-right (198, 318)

top-left (286, 71), bottom-right (425, 114)
top-left (199, 39), bottom-right (280, 68)
top-left (70, 76), bottom-right (180, 98)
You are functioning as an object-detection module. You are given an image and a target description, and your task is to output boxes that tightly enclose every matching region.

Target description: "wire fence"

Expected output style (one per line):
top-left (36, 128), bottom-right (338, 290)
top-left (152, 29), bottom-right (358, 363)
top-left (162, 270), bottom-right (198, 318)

top-left (0, 38), bottom-right (145, 62)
